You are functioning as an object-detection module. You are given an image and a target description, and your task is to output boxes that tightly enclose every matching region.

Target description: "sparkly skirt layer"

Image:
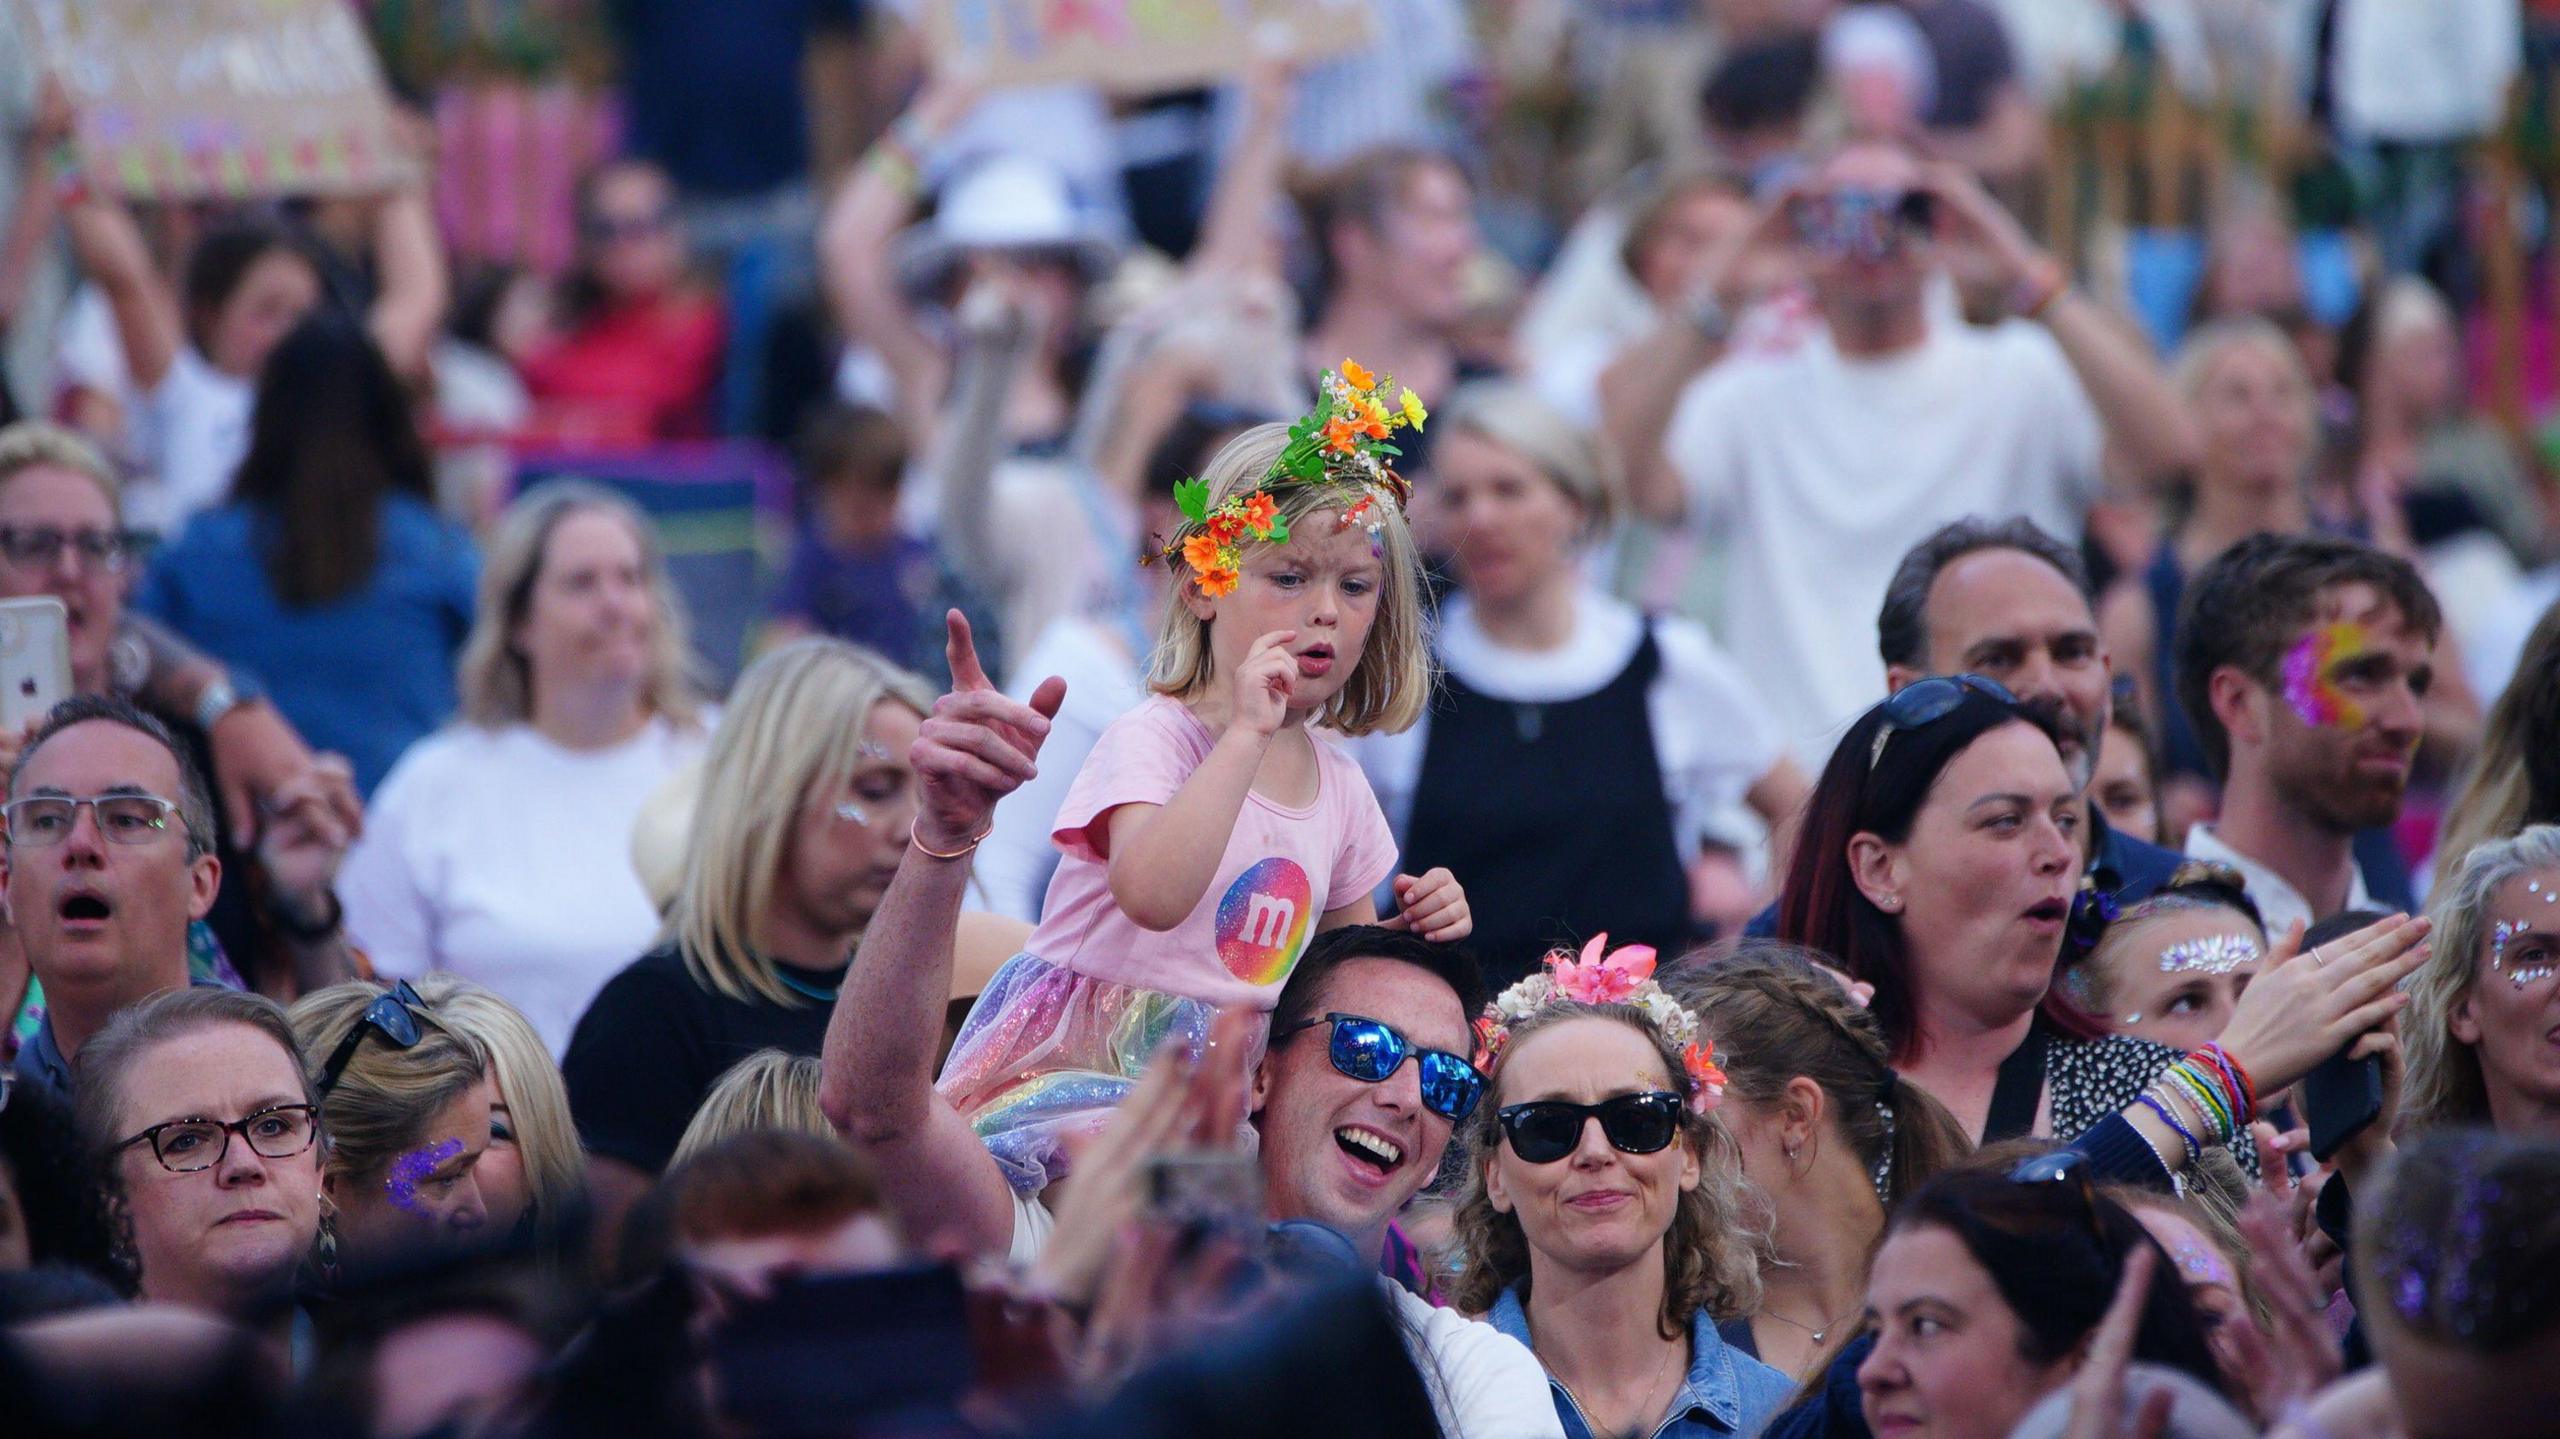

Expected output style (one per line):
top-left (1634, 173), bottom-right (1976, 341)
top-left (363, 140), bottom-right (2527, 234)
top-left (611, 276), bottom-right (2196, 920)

top-left (936, 952), bottom-right (1265, 1193)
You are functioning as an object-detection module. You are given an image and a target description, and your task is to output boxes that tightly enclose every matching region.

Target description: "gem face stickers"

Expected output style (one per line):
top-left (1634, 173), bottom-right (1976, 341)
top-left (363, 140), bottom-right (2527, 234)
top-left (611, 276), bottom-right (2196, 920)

top-left (385, 1138), bottom-right (464, 1218)
top-left (2157, 933), bottom-right (2261, 976)
top-left (2280, 621), bottom-right (2371, 729)
top-left (2492, 880), bottom-right (2560, 990)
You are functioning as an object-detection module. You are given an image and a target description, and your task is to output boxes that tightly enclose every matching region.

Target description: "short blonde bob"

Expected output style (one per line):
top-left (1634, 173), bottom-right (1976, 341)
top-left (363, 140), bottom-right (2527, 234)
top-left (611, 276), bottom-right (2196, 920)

top-left (456, 480), bottom-right (707, 730)
top-left (1143, 423), bottom-right (1432, 736)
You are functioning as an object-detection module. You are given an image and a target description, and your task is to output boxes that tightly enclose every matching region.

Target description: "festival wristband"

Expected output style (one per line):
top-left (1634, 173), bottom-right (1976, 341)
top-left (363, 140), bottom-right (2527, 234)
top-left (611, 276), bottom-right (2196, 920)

top-left (2137, 1090), bottom-right (2203, 1165)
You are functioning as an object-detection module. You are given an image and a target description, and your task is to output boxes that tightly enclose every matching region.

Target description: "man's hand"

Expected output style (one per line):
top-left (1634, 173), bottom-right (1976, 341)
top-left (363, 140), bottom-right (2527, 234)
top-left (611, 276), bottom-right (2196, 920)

top-left (255, 755), bottom-right (355, 930)
top-left (209, 703), bottom-right (362, 851)
top-left (912, 611), bottom-right (1064, 853)
top-left (1916, 159), bottom-right (2047, 292)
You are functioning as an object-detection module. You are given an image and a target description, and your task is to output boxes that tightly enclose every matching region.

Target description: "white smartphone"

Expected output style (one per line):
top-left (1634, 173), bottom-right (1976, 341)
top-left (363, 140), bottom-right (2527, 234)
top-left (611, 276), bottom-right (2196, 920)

top-left (0, 596), bottom-right (72, 734)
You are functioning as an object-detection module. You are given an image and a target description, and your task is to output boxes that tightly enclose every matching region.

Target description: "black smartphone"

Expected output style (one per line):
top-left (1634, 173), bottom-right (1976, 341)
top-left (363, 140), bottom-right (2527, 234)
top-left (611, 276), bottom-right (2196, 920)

top-left (2301, 1045), bottom-right (2384, 1162)
top-left (708, 1264), bottom-right (975, 1433)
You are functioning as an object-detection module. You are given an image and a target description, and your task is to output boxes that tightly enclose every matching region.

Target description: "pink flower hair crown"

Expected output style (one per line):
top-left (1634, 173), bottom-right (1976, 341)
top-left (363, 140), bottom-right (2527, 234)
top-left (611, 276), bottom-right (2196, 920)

top-left (1472, 934), bottom-right (1730, 1113)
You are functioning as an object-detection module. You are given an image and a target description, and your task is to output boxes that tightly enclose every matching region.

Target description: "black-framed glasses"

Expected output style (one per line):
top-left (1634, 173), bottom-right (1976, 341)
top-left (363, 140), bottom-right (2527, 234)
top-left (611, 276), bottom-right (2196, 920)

top-left (113, 1103), bottom-right (320, 1173)
top-left (1868, 673), bottom-right (2018, 772)
top-left (1497, 1091), bottom-right (1686, 1165)
top-left (2009, 1149), bottom-right (2106, 1249)
top-left (315, 981), bottom-right (430, 1096)
top-left (2, 793), bottom-right (185, 848)
top-left (0, 525), bottom-right (147, 572)
top-left (1271, 1012), bottom-right (1486, 1123)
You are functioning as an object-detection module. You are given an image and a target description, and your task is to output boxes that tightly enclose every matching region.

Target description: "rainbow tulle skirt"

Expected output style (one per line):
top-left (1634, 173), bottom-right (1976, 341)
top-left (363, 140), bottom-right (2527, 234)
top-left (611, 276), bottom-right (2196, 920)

top-left (936, 952), bottom-right (1265, 1193)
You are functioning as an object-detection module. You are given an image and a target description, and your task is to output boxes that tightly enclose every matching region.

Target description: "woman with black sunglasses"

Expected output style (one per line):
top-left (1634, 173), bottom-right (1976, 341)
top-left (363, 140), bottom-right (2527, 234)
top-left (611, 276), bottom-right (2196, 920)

top-left (71, 988), bottom-right (325, 1342)
top-left (1451, 939), bottom-right (1795, 1439)
top-left (1777, 677), bottom-right (2431, 1193)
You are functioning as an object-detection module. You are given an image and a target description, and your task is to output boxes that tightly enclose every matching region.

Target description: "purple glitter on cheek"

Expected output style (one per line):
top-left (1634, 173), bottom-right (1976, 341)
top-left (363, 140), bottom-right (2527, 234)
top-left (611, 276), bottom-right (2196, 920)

top-left (384, 1138), bottom-right (464, 1218)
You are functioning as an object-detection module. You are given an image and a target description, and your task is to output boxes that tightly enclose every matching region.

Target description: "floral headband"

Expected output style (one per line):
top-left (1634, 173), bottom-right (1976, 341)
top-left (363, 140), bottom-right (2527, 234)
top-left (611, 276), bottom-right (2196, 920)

top-left (1151, 359), bottom-right (1425, 598)
top-left (1473, 934), bottom-right (1730, 1114)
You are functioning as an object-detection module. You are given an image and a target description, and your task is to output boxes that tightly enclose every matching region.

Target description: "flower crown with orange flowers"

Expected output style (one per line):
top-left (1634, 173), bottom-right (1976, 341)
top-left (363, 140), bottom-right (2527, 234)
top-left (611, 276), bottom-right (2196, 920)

top-left (1473, 934), bottom-right (1730, 1114)
top-left (1152, 360), bottom-right (1426, 598)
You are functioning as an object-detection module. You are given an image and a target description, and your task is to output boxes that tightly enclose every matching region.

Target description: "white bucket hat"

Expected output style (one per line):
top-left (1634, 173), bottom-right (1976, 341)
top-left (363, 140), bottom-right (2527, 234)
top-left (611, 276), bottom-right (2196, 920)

top-left (894, 152), bottom-right (1126, 299)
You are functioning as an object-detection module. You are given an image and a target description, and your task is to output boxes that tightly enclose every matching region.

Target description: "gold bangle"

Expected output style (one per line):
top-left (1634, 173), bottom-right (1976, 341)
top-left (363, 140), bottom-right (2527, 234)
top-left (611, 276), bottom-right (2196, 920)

top-left (910, 824), bottom-right (988, 861)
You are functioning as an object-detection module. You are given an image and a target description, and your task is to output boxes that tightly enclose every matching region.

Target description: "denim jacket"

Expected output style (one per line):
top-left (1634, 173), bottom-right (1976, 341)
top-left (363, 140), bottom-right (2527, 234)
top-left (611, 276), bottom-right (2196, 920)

top-left (1490, 1284), bottom-right (1798, 1439)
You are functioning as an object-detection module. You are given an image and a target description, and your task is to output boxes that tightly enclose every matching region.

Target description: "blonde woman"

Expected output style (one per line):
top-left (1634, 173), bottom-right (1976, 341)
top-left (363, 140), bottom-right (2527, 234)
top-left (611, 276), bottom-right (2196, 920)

top-left (1353, 381), bottom-right (1804, 986)
top-left (290, 980), bottom-right (498, 1264)
top-left (2435, 598), bottom-right (2560, 878)
top-left (410, 975), bottom-right (586, 1257)
top-left (670, 1049), bottom-right (830, 1165)
top-left (2403, 824), bottom-right (2560, 1138)
top-left (1454, 941), bottom-right (1795, 1437)
top-left (562, 637), bottom-right (930, 1241)
top-left (340, 480), bottom-right (711, 1054)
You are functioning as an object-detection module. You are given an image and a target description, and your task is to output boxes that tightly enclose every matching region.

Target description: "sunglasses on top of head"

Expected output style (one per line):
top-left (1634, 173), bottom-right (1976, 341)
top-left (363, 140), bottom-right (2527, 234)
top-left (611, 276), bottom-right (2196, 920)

top-left (1868, 672), bottom-right (2018, 772)
top-left (1271, 1012), bottom-right (1486, 1123)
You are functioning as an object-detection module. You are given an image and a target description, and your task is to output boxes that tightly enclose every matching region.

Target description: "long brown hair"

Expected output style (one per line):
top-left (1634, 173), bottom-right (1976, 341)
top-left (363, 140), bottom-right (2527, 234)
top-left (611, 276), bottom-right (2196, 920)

top-left (1667, 942), bottom-right (1971, 1206)
top-left (1450, 1002), bottom-right (1765, 1333)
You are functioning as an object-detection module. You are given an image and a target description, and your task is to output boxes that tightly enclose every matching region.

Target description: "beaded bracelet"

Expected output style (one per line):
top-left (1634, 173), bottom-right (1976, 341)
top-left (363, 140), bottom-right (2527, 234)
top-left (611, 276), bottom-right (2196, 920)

top-left (2135, 1091), bottom-right (2201, 1167)
top-left (2161, 1060), bottom-right (2234, 1143)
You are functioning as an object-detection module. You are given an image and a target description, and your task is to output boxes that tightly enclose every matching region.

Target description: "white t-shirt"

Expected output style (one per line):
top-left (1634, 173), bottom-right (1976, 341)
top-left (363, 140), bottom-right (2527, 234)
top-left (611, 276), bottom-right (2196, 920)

top-left (1351, 589), bottom-right (1782, 861)
top-left (1002, 1191), bottom-right (1564, 1439)
top-left (130, 346), bottom-right (255, 537)
top-left (1665, 314), bottom-right (2102, 767)
top-left (977, 615), bottom-right (1148, 923)
top-left (340, 717), bottom-right (712, 1054)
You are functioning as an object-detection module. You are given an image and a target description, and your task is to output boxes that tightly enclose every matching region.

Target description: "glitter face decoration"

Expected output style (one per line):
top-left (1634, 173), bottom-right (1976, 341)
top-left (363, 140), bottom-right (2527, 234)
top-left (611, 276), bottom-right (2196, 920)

top-left (2157, 933), bottom-right (2262, 976)
top-left (2490, 915), bottom-right (2557, 991)
top-left (2279, 621), bottom-right (2371, 729)
top-left (385, 1138), bottom-right (465, 1218)
top-left (2159, 1228), bottom-right (2238, 1291)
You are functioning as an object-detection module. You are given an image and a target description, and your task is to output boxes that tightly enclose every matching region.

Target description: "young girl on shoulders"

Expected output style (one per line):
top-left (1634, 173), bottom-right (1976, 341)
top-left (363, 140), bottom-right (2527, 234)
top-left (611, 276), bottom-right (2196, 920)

top-left (939, 363), bottom-right (1470, 1191)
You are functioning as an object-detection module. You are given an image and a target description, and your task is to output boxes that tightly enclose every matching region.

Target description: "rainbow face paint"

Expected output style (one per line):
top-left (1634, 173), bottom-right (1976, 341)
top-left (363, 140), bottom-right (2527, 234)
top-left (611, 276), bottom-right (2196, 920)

top-left (2280, 621), bottom-right (2371, 729)
top-left (2157, 933), bottom-right (2261, 976)
top-left (385, 1138), bottom-right (464, 1218)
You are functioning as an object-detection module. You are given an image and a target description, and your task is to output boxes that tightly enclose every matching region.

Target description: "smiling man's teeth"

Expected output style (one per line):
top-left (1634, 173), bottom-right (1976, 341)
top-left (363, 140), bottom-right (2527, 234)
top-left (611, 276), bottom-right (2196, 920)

top-left (1337, 1128), bottom-right (1402, 1166)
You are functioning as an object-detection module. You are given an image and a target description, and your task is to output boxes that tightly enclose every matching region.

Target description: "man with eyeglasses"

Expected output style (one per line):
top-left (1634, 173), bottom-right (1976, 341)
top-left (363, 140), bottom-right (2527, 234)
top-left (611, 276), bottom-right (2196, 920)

top-left (6, 697), bottom-right (350, 1111)
top-left (820, 617), bottom-right (1563, 1438)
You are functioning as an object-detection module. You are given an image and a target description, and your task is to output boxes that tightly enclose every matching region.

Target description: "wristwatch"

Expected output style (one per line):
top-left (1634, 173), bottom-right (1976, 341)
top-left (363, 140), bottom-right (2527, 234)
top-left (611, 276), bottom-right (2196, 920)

top-left (193, 672), bottom-right (264, 735)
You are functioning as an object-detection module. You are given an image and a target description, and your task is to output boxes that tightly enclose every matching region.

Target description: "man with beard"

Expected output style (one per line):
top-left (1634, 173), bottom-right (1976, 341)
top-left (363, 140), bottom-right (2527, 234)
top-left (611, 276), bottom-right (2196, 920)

top-left (1745, 517), bottom-right (2182, 939)
top-left (2173, 533), bottom-right (2441, 939)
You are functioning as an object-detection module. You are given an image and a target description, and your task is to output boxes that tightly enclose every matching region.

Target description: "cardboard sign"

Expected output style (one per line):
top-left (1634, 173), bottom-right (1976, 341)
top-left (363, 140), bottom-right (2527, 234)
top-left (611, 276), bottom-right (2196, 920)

top-left (10, 0), bottom-right (414, 201)
top-left (921, 0), bottom-right (1376, 94)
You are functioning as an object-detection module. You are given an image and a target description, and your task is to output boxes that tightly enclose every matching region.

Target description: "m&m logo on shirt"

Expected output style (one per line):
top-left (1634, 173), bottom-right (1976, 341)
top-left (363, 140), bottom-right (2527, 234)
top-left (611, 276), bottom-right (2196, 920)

top-left (1216, 858), bottom-right (1314, 987)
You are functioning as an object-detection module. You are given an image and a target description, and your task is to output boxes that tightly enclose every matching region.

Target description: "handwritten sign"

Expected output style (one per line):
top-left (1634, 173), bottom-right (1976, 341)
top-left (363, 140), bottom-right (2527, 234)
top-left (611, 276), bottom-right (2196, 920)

top-left (921, 0), bottom-right (1376, 94)
top-left (9, 0), bottom-right (414, 201)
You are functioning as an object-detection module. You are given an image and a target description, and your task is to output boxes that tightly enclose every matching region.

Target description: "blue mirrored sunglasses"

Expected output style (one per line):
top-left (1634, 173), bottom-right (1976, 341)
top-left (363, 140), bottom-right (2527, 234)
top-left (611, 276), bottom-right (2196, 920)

top-left (1868, 673), bottom-right (2019, 772)
top-left (1272, 1012), bottom-right (1486, 1123)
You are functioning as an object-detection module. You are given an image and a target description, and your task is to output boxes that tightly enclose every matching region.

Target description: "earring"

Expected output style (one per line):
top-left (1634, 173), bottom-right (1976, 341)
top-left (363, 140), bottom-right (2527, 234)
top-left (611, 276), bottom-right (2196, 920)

top-left (316, 1213), bottom-right (341, 1285)
top-left (1878, 895), bottom-right (1902, 912)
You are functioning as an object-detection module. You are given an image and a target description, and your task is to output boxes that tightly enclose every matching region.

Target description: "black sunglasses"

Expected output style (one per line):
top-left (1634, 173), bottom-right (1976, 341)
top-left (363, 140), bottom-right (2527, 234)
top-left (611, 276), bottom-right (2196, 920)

top-left (2008, 1149), bottom-right (2107, 1249)
top-left (315, 981), bottom-right (430, 1097)
top-left (1497, 1091), bottom-right (1686, 1165)
top-left (1272, 1012), bottom-right (1486, 1123)
top-left (1868, 673), bottom-right (2019, 772)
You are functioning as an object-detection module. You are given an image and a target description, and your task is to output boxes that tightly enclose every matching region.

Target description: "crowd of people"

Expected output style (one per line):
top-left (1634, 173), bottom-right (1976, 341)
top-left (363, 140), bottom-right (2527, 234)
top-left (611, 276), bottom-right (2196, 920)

top-left (2, 0), bottom-right (2559, 1436)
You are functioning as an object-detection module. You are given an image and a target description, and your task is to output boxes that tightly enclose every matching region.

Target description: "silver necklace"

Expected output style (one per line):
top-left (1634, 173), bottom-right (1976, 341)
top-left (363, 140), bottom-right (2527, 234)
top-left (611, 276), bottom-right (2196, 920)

top-left (1550, 1337), bottom-right (1683, 1439)
top-left (1759, 1300), bottom-right (1863, 1346)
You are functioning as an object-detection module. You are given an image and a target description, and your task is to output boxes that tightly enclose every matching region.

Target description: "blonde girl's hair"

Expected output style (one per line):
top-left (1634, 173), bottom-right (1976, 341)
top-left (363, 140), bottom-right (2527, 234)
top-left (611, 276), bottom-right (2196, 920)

top-left (289, 981), bottom-right (490, 1186)
top-left (2058, 862), bottom-right (2265, 1018)
top-left (0, 419), bottom-right (120, 503)
top-left (2437, 597), bottom-right (2560, 879)
top-left (406, 976), bottom-right (587, 1240)
top-left (1144, 423), bottom-right (1432, 736)
top-left (455, 480), bottom-right (707, 730)
top-left (668, 637), bottom-right (934, 1007)
top-left (670, 1049), bottom-right (831, 1166)
top-left (1450, 1002), bottom-right (1766, 1331)
top-left (2404, 824), bottom-right (2560, 1133)
top-left (1666, 941), bottom-right (1971, 1207)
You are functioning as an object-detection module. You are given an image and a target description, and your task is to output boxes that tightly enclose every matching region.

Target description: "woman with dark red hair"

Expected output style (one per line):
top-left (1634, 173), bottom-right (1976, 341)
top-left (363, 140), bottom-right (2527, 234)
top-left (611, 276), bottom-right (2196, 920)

top-left (1775, 675), bottom-right (2425, 1186)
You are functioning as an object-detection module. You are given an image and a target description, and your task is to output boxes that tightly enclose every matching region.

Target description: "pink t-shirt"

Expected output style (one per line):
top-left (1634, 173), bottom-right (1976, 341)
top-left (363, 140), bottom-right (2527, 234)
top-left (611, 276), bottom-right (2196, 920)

top-left (1027, 696), bottom-right (1400, 1010)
